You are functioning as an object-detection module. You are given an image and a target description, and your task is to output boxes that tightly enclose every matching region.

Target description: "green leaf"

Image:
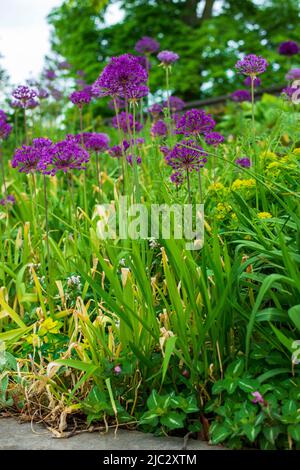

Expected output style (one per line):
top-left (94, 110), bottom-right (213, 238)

top-left (238, 378), bottom-right (260, 393)
top-left (288, 305), bottom-right (300, 332)
top-left (242, 424), bottom-right (261, 442)
top-left (288, 424), bottom-right (300, 441)
top-left (147, 390), bottom-right (160, 410)
top-left (210, 423), bottom-right (231, 445)
top-left (161, 335), bottom-right (177, 385)
top-left (160, 411), bottom-right (186, 430)
top-left (225, 358), bottom-right (245, 378)
top-left (139, 411), bottom-right (159, 426)
top-left (263, 426), bottom-right (281, 444)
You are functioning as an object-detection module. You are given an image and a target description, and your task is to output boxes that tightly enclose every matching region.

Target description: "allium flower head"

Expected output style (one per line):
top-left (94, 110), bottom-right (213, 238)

top-left (166, 140), bottom-right (207, 172)
top-left (12, 86), bottom-right (37, 109)
top-left (112, 111), bottom-right (143, 133)
top-left (126, 84), bottom-right (149, 101)
top-left (108, 145), bottom-right (123, 159)
top-left (126, 154), bottom-right (142, 166)
top-left (135, 36), bottom-right (160, 55)
top-left (235, 157), bottom-right (251, 168)
top-left (0, 110), bottom-right (7, 122)
top-left (37, 88), bottom-right (49, 99)
top-left (92, 54), bottom-right (148, 98)
top-left (163, 96), bottom-right (185, 112)
top-left (278, 41), bottom-right (300, 56)
top-left (157, 50), bottom-right (179, 66)
top-left (235, 54), bottom-right (268, 76)
top-left (286, 68), bottom-right (300, 81)
top-left (204, 132), bottom-right (224, 146)
top-left (0, 194), bottom-right (15, 207)
top-left (10, 100), bottom-right (23, 109)
top-left (44, 139), bottom-right (90, 175)
top-left (44, 69), bottom-right (56, 80)
top-left (84, 133), bottom-right (110, 152)
top-left (148, 103), bottom-right (163, 115)
top-left (230, 89), bottom-right (251, 102)
top-left (69, 89), bottom-right (92, 106)
top-left (0, 111), bottom-right (12, 140)
top-left (170, 171), bottom-right (184, 186)
top-left (175, 109), bottom-right (215, 136)
top-left (244, 76), bottom-right (261, 87)
top-left (26, 98), bottom-right (39, 109)
top-left (12, 138), bottom-right (52, 173)
top-left (151, 119), bottom-right (167, 137)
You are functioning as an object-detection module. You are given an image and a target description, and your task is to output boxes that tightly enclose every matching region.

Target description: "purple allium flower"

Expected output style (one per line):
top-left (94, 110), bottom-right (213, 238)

top-left (84, 133), bottom-right (110, 152)
top-left (230, 89), bottom-right (251, 102)
top-left (166, 140), bottom-right (207, 172)
top-left (251, 391), bottom-right (264, 405)
top-left (114, 365), bottom-right (122, 375)
top-left (10, 100), bottom-right (23, 109)
top-left (148, 103), bottom-right (163, 115)
top-left (170, 171), bottom-right (184, 186)
top-left (92, 54), bottom-right (148, 99)
top-left (0, 122), bottom-right (12, 140)
top-left (112, 111), bottom-right (143, 133)
top-left (126, 154), bottom-right (142, 166)
top-left (0, 110), bottom-right (7, 122)
top-left (286, 68), bottom-right (300, 81)
top-left (108, 97), bottom-right (125, 111)
top-left (157, 50), bottom-right (179, 66)
top-left (36, 88), bottom-right (49, 99)
top-left (108, 145), bottom-right (123, 159)
top-left (44, 69), bottom-right (56, 81)
top-left (69, 89), bottom-right (92, 106)
top-left (12, 86), bottom-right (37, 109)
top-left (160, 145), bottom-right (171, 157)
top-left (12, 139), bottom-right (52, 173)
top-left (135, 36), bottom-right (160, 55)
top-left (127, 84), bottom-right (149, 101)
top-left (175, 109), bottom-right (215, 136)
top-left (235, 157), bottom-right (251, 168)
top-left (235, 54), bottom-right (268, 76)
top-left (44, 139), bottom-right (90, 175)
top-left (134, 137), bottom-right (145, 146)
top-left (163, 96), bottom-right (185, 112)
top-left (204, 131), bottom-right (224, 146)
top-left (0, 194), bottom-right (15, 207)
top-left (151, 119), bottom-right (167, 137)
top-left (278, 41), bottom-right (300, 56)
top-left (243, 76), bottom-right (261, 87)
top-left (26, 98), bottom-right (39, 109)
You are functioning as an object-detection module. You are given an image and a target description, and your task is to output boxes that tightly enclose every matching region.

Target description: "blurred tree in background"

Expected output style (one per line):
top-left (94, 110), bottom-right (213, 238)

top-left (48, 0), bottom-right (300, 101)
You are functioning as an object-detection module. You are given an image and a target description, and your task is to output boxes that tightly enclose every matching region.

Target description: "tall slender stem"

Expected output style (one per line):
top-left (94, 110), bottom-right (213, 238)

top-left (186, 169), bottom-right (191, 204)
top-left (113, 98), bottom-right (126, 194)
top-left (79, 106), bottom-right (88, 218)
top-left (24, 108), bottom-right (28, 144)
top-left (0, 146), bottom-right (7, 196)
top-left (95, 151), bottom-right (101, 197)
top-left (43, 175), bottom-right (50, 273)
top-left (198, 170), bottom-right (203, 205)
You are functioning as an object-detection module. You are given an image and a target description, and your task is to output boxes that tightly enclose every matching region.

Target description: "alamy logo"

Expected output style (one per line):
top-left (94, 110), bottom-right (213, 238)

top-left (291, 80), bottom-right (300, 104)
top-left (93, 196), bottom-right (204, 251)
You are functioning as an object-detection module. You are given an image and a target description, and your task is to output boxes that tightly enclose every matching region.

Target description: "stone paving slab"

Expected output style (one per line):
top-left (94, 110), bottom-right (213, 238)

top-left (0, 418), bottom-right (222, 450)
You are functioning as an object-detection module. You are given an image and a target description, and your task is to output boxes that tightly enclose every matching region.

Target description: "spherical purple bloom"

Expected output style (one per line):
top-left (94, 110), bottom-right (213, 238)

top-left (230, 89), bottom-right (251, 102)
top-left (151, 119), bottom-right (167, 137)
top-left (0, 110), bottom-right (7, 122)
top-left (26, 98), bottom-right (39, 109)
top-left (44, 69), bottom-right (56, 81)
top-left (112, 111), bottom-right (143, 133)
top-left (157, 50), bottom-right (179, 66)
top-left (36, 88), bottom-right (49, 99)
top-left (12, 139), bottom-right (52, 174)
top-left (45, 139), bottom-right (90, 175)
top-left (286, 68), bottom-right (300, 81)
top-left (69, 89), bottom-right (92, 106)
top-left (163, 96), bottom-right (185, 112)
top-left (204, 132), bottom-right (224, 146)
top-left (108, 97), bottom-right (125, 111)
top-left (170, 171), bottom-right (184, 186)
top-left (148, 103), bottom-right (163, 115)
top-left (10, 100), bottom-right (23, 109)
top-left (175, 109), bottom-right (215, 136)
top-left (243, 76), bottom-right (261, 87)
top-left (12, 86), bottom-right (37, 109)
top-left (127, 84), bottom-right (149, 101)
top-left (0, 122), bottom-right (12, 140)
top-left (92, 54), bottom-right (148, 99)
top-left (135, 37), bottom-right (160, 55)
top-left (84, 133), bottom-right (110, 152)
top-left (278, 41), bottom-right (300, 56)
top-left (126, 154), bottom-right (142, 166)
top-left (235, 54), bottom-right (268, 76)
top-left (235, 157), bottom-right (251, 168)
top-left (108, 145), bottom-right (123, 159)
top-left (166, 140), bottom-right (207, 172)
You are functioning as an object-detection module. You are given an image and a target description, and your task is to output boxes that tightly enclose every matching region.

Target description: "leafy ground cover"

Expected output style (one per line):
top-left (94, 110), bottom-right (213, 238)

top-left (0, 42), bottom-right (300, 450)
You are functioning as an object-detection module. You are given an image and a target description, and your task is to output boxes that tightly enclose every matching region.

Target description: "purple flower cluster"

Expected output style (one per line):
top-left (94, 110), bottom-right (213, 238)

top-left (151, 120), bottom-right (167, 137)
top-left (175, 109), bottom-right (215, 136)
top-left (12, 138), bottom-right (52, 173)
top-left (235, 157), bottom-right (251, 168)
top-left (84, 133), bottom-right (110, 152)
top-left (0, 110), bottom-right (12, 140)
top-left (286, 68), bottom-right (300, 81)
top-left (36, 88), bottom-right (49, 100)
top-left (235, 54), bottom-right (268, 76)
top-left (230, 89), bottom-right (251, 102)
top-left (204, 132), bottom-right (224, 146)
top-left (126, 154), bottom-right (142, 166)
top-left (69, 89), bottom-right (92, 107)
top-left (170, 171), bottom-right (184, 186)
top-left (165, 140), bottom-right (207, 172)
top-left (0, 194), bottom-right (15, 207)
top-left (112, 111), bottom-right (143, 134)
top-left (278, 41), bottom-right (300, 56)
top-left (12, 86), bottom-right (38, 109)
top-left (281, 85), bottom-right (300, 101)
top-left (157, 50), bottom-right (179, 66)
top-left (135, 37), bottom-right (160, 55)
top-left (44, 69), bottom-right (56, 81)
top-left (93, 54), bottom-right (148, 99)
top-left (148, 103), bottom-right (163, 116)
top-left (163, 96), bottom-right (185, 112)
